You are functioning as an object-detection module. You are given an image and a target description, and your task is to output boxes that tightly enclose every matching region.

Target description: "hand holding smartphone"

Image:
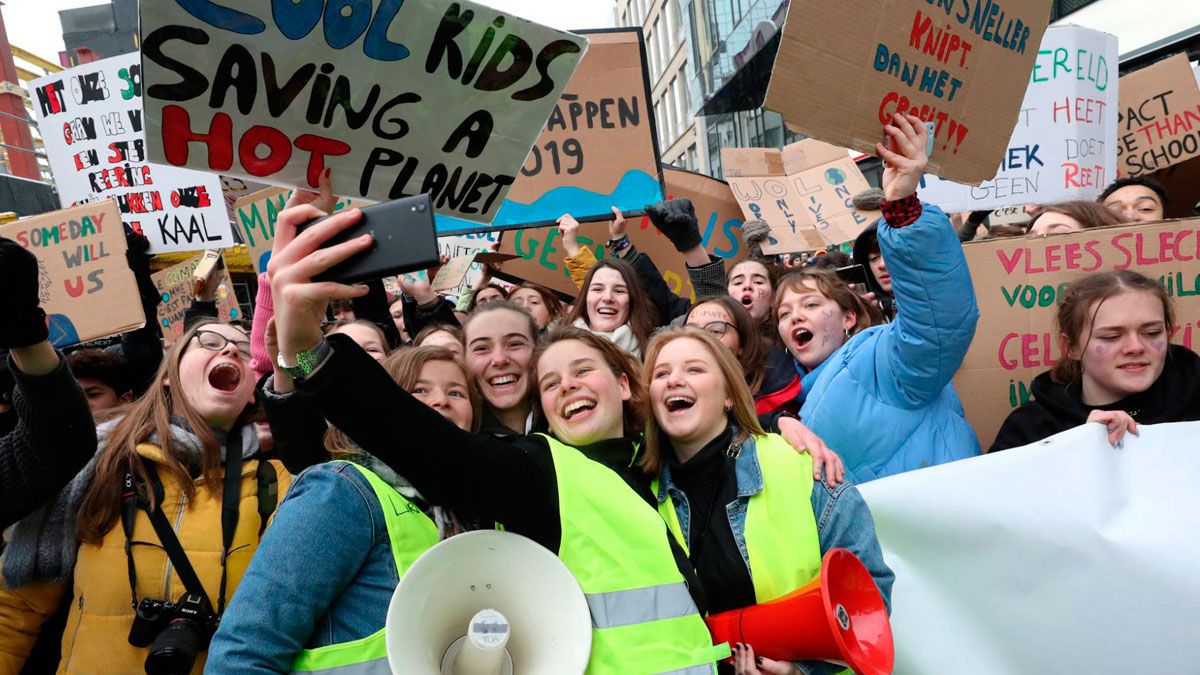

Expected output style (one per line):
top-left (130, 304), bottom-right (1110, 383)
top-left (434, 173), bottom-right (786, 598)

top-left (297, 193), bottom-right (439, 284)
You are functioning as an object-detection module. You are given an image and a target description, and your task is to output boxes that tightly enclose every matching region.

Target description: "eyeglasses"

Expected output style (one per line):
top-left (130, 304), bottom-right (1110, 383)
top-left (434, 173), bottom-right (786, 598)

top-left (698, 321), bottom-right (734, 337)
top-left (194, 330), bottom-right (252, 361)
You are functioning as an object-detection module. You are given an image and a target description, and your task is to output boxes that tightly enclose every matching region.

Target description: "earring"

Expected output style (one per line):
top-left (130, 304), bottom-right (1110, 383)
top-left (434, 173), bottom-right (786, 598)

top-left (844, 328), bottom-right (851, 339)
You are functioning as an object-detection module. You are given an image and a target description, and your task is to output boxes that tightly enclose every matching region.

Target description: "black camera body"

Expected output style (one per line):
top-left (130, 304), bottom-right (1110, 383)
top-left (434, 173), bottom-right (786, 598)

top-left (128, 593), bottom-right (219, 674)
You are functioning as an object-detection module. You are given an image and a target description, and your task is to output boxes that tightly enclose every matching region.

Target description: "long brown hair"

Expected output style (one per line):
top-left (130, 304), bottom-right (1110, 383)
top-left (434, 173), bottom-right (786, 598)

top-left (511, 282), bottom-right (566, 329)
top-left (532, 325), bottom-right (647, 439)
top-left (773, 269), bottom-right (883, 334)
top-left (1051, 270), bottom-right (1175, 383)
top-left (77, 320), bottom-right (259, 544)
top-left (686, 295), bottom-right (770, 393)
top-left (638, 328), bottom-right (765, 474)
top-left (565, 259), bottom-right (659, 353)
top-left (1030, 200), bottom-right (1128, 231)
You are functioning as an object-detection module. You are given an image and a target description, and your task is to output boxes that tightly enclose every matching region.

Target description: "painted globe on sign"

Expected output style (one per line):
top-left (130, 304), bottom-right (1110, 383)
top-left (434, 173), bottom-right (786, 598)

top-left (824, 168), bottom-right (847, 185)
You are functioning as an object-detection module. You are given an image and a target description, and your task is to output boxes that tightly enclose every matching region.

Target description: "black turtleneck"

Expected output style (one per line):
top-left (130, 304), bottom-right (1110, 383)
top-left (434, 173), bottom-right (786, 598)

top-left (667, 427), bottom-right (756, 614)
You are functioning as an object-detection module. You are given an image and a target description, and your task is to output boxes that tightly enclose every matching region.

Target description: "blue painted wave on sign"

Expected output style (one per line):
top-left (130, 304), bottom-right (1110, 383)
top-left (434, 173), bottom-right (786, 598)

top-left (435, 170), bottom-right (663, 234)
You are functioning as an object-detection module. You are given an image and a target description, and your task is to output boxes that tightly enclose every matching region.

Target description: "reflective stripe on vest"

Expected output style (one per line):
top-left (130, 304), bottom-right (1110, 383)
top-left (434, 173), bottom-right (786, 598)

top-left (657, 434), bottom-right (822, 604)
top-left (542, 434), bottom-right (729, 675)
top-left (291, 461), bottom-right (439, 674)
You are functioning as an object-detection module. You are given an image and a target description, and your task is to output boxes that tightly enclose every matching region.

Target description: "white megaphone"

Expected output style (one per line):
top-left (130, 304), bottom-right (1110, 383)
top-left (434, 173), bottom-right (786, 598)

top-left (385, 530), bottom-right (592, 675)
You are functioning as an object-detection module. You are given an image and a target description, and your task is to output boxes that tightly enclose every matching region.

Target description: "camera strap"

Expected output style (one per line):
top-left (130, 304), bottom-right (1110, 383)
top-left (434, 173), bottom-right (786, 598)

top-left (118, 431), bottom-right (251, 615)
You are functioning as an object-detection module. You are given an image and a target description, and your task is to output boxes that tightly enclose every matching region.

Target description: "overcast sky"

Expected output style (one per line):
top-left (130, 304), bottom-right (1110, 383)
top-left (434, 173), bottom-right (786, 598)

top-left (2, 0), bottom-right (616, 66)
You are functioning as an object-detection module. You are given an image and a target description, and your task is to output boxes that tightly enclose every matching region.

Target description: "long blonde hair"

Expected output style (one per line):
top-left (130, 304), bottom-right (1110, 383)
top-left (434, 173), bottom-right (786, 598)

top-left (638, 327), bottom-right (764, 474)
top-left (78, 320), bottom-right (259, 544)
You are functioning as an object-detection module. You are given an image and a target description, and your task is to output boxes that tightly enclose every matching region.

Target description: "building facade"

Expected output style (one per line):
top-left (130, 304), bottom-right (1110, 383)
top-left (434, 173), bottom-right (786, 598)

top-left (615, 0), bottom-right (705, 174)
top-left (59, 0), bottom-right (139, 66)
top-left (673, 0), bottom-right (1114, 180)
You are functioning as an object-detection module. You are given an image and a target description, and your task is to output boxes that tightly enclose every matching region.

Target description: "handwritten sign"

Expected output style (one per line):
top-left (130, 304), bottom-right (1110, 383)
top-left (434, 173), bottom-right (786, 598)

top-left (764, 0), bottom-right (1053, 185)
top-left (232, 187), bottom-right (366, 274)
top-left (0, 201), bottom-right (143, 347)
top-left (722, 139), bottom-right (872, 254)
top-left (435, 28), bottom-right (662, 234)
top-left (28, 54), bottom-right (231, 253)
top-left (498, 167), bottom-right (745, 298)
top-left (920, 26), bottom-right (1117, 211)
top-left (151, 252), bottom-right (241, 344)
top-left (140, 0), bottom-right (586, 225)
top-left (954, 219), bottom-right (1200, 449)
top-left (1116, 54), bottom-right (1200, 178)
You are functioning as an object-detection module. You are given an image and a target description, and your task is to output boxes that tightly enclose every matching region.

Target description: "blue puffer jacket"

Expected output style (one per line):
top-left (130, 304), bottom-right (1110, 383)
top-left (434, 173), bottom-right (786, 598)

top-left (800, 202), bottom-right (980, 481)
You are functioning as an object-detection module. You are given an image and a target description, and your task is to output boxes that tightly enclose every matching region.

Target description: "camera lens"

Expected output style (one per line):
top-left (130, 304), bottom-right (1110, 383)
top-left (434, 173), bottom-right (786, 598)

top-left (144, 618), bottom-right (204, 675)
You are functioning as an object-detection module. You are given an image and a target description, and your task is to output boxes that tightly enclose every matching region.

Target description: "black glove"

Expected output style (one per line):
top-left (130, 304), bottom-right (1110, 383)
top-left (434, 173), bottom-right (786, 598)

top-left (123, 224), bottom-right (159, 309)
top-left (644, 198), bottom-right (702, 253)
top-left (0, 237), bottom-right (49, 349)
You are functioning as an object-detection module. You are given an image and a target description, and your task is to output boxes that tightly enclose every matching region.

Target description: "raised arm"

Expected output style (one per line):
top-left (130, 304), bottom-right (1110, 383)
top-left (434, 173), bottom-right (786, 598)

top-left (872, 114), bottom-right (979, 408)
top-left (0, 238), bottom-right (96, 528)
top-left (267, 205), bottom-right (553, 526)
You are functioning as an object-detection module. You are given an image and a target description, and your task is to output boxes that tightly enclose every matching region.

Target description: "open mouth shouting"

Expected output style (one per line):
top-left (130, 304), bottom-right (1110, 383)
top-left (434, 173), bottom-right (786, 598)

top-left (207, 362), bottom-right (243, 393)
top-left (739, 292), bottom-right (755, 308)
top-left (664, 395), bottom-right (696, 413)
top-left (561, 396), bottom-right (598, 422)
top-left (791, 327), bottom-right (815, 351)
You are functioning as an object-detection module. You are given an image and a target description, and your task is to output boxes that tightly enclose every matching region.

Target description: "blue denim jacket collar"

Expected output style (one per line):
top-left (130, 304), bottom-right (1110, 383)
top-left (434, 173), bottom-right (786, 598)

top-left (655, 434), bottom-right (764, 504)
top-left (656, 435), bottom-right (763, 571)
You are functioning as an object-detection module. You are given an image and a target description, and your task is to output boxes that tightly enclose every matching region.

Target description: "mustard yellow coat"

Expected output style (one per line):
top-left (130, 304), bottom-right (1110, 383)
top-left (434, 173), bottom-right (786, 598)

top-left (0, 443), bottom-right (292, 674)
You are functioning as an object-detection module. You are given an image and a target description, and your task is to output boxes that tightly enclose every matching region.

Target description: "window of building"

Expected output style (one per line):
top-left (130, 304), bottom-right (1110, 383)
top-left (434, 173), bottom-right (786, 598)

top-left (645, 29), bottom-right (656, 78)
top-left (663, 86), bottom-right (677, 145)
top-left (687, 143), bottom-right (698, 171)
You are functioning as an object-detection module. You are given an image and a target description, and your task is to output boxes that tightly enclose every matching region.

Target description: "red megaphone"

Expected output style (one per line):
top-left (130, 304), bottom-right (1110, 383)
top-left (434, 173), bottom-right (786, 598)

top-left (705, 548), bottom-right (894, 675)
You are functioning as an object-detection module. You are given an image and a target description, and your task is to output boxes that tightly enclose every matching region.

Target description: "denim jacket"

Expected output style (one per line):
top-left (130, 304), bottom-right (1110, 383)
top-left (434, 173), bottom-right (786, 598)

top-left (656, 436), bottom-right (894, 675)
top-left (206, 461), bottom-right (404, 673)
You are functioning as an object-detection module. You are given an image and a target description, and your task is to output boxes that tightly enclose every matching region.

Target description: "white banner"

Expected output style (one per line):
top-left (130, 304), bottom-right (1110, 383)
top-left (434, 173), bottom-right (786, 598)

top-left (139, 0), bottom-right (587, 225)
top-left (859, 421), bottom-right (1200, 674)
top-left (29, 54), bottom-right (232, 254)
top-left (920, 26), bottom-right (1118, 211)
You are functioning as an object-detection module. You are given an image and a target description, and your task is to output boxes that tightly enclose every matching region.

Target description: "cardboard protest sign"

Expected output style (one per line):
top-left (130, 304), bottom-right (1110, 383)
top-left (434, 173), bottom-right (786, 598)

top-left (1116, 54), bottom-right (1200, 178)
top-left (0, 201), bottom-right (143, 347)
top-left (722, 139), bottom-right (873, 254)
top-left (954, 219), bottom-right (1200, 449)
top-left (919, 26), bottom-right (1117, 211)
top-left (435, 28), bottom-right (662, 235)
top-left (28, 54), bottom-right (231, 254)
top-left (139, 1), bottom-right (586, 225)
top-left (498, 167), bottom-right (746, 299)
top-left (152, 253), bottom-right (241, 344)
top-left (232, 188), bottom-right (366, 274)
top-left (764, 0), bottom-right (1053, 185)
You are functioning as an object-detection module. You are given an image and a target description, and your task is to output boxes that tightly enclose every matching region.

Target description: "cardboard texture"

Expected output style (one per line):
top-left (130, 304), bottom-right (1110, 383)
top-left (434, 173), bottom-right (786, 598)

top-left (232, 188), bottom-right (367, 274)
top-left (1116, 54), bottom-right (1200, 178)
top-left (920, 26), bottom-right (1117, 211)
top-left (764, 0), bottom-right (1053, 185)
top-left (954, 218), bottom-right (1200, 450)
top-left (498, 167), bottom-right (747, 298)
top-left (722, 139), bottom-right (873, 254)
top-left (28, 53), bottom-right (232, 254)
top-left (152, 253), bottom-right (241, 344)
top-left (140, 0), bottom-right (586, 225)
top-left (434, 28), bottom-right (663, 234)
top-left (0, 201), bottom-right (143, 347)
top-left (432, 255), bottom-right (476, 293)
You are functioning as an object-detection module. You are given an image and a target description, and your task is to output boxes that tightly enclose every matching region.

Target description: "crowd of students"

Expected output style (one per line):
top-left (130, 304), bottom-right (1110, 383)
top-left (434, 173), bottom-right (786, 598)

top-left (0, 113), bottom-right (1196, 675)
